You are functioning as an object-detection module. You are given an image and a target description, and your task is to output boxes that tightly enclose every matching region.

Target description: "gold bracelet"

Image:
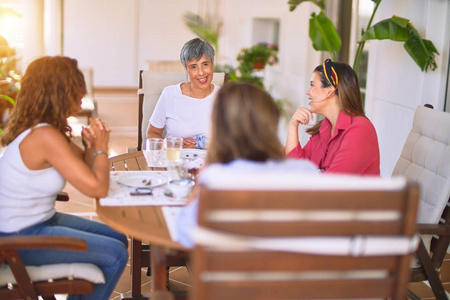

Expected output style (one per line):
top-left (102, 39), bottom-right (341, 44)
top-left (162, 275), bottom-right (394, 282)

top-left (93, 150), bottom-right (107, 158)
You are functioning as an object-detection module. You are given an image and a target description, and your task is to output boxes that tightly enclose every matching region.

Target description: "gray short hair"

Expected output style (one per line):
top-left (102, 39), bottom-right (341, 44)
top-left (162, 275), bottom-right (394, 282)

top-left (180, 38), bottom-right (215, 68)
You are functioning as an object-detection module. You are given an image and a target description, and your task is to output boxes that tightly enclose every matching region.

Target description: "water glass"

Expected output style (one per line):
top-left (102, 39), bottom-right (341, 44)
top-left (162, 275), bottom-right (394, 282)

top-left (145, 138), bottom-right (165, 167)
top-left (165, 137), bottom-right (183, 163)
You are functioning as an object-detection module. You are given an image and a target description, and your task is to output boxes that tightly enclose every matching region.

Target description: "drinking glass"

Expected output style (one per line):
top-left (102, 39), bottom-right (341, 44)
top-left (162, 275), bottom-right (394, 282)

top-left (165, 137), bottom-right (183, 163)
top-left (145, 138), bottom-right (165, 167)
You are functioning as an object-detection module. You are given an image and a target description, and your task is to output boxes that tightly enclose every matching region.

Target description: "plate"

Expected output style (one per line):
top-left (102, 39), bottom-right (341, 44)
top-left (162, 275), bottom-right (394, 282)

top-left (118, 174), bottom-right (167, 188)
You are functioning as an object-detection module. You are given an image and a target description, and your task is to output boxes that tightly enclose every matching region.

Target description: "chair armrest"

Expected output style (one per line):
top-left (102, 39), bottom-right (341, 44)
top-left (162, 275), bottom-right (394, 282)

top-left (0, 236), bottom-right (87, 252)
top-left (56, 191), bottom-right (70, 202)
top-left (417, 223), bottom-right (450, 235)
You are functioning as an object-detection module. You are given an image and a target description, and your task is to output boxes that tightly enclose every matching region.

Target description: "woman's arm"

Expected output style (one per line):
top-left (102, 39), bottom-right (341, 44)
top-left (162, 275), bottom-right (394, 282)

top-left (285, 107), bottom-right (313, 155)
top-left (146, 125), bottom-right (164, 139)
top-left (20, 119), bottom-right (110, 198)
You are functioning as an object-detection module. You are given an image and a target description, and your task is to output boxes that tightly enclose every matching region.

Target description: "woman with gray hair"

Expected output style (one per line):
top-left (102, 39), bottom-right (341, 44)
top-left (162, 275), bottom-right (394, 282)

top-left (146, 38), bottom-right (219, 149)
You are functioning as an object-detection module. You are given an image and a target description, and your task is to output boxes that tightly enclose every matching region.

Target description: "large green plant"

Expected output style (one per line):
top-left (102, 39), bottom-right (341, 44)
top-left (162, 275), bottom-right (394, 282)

top-left (288, 0), bottom-right (439, 72)
top-left (183, 12), bottom-right (223, 61)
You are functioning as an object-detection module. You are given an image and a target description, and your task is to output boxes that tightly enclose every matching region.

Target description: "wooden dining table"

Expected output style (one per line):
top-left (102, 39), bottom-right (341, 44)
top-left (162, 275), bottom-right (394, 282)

top-left (97, 151), bottom-right (189, 299)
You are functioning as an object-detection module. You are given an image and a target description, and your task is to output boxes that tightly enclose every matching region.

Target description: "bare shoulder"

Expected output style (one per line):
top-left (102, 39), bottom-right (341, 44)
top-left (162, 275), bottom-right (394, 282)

top-left (27, 125), bottom-right (69, 148)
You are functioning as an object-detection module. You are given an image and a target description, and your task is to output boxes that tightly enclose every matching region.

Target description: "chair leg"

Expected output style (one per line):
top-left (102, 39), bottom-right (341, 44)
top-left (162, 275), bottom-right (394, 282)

top-left (131, 238), bottom-right (143, 298)
top-left (416, 238), bottom-right (448, 300)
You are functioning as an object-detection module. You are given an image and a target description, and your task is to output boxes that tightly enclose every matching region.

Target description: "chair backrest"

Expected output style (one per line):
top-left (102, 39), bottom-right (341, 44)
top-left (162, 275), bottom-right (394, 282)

top-left (147, 60), bottom-right (185, 72)
top-left (137, 71), bottom-right (228, 150)
top-left (190, 174), bottom-right (419, 300)
top-left (109, 151), bottom-right (147, 171)
top-left (392, 105), bottom-right (450, 225)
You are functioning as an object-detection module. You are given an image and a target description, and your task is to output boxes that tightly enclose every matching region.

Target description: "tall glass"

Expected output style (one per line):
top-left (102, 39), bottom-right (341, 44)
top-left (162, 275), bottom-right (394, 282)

top-left (145, 138), bottom-right (165, 167)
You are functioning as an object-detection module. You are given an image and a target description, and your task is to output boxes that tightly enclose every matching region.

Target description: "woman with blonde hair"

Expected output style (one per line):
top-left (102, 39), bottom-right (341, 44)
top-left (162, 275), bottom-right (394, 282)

top-left (0, 56), bottom-right (128, 300)
top-left (176, 82), bottom-right (317, 248)
top-left (285, 59), bottom-right (380, 175)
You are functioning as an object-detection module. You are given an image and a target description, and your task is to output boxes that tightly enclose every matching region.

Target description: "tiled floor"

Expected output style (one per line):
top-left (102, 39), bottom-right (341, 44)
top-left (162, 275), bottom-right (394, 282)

top-left (61, 89), bottom-right (450, 300)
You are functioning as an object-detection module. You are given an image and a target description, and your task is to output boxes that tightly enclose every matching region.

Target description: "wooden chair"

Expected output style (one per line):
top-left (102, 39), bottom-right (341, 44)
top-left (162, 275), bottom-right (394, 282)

top-left (0, 236), bottom-right (103, 300)
top-left (109, 151), bottom-right (187, 299)
top-left (392, 105), bottom-right (450, 299)
top-left (190, 173), bottom-right (420, 300)
top-left (136, 71), bottom-right (228, 150)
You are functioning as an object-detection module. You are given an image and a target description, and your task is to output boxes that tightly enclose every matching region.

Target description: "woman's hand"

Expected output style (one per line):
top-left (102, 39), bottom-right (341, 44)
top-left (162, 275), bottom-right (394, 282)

top-left (289, 107), bottom-right (314, 128)
top-left (82, 118), bottom-right (110, 151)
top-left (183, 138), bottom-right (196, 149)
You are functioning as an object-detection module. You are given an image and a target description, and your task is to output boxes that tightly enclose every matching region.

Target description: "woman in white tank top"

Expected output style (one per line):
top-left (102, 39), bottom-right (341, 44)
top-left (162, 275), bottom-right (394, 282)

top-left (0, 56), bottom-right (128, 300)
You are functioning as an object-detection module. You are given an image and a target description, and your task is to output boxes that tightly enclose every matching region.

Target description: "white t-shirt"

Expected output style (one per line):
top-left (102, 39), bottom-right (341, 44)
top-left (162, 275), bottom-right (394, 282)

top-left (175, 158), bottom-right (319, 248)
top-left (149, 83), bottom-right (220, 138)
top-left (0, 124), bottom-right (65, 233)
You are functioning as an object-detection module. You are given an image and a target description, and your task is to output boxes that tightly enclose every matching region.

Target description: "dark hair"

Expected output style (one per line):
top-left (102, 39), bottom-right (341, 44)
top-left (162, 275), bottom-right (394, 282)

top-left (1, 56), bottom-right (86, 146)
top-left (307, 61), bottom-right (365, 136)
top-left (180, 38), bottom-right (215, 68)
top-left (207, 82), bottom-right (284, 164)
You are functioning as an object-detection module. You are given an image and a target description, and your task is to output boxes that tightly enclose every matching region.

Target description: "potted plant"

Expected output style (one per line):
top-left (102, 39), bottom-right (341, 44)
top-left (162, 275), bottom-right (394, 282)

top-left (0, 56), bottom-right (20, 136)
top-left (237, 44), bottom-right (279, 71)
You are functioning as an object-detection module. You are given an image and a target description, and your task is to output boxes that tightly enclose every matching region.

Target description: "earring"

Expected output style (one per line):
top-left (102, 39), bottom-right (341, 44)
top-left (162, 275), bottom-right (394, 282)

top-left (186, 73), bottom-right (189, 82)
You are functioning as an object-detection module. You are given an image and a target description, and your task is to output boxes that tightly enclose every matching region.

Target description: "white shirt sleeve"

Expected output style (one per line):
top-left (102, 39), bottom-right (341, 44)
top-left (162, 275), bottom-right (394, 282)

top-left (149, 88), bottom-right (168, 129)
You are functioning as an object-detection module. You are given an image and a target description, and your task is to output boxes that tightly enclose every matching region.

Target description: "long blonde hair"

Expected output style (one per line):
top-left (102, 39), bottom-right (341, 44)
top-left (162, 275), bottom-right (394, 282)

top-left (1, 56), bottom-right (86, 146)
top-left (207, 82), bottom-right (284, 164)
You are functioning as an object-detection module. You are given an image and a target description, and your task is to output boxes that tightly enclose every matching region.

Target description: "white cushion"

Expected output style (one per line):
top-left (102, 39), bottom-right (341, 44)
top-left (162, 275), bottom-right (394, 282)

top-left (193, 227), bottom-right (419, 256)
top-left (392, 106), bottom-right (450, 224)
top-left (0, 262), bottom-right (105, 285)
top-left (201, 168), bottom-right (407, 191)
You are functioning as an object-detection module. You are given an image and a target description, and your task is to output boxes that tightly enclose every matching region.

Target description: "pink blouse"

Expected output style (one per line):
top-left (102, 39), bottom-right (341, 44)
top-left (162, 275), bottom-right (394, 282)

top-left (287, 110), bottom-right (380, 175)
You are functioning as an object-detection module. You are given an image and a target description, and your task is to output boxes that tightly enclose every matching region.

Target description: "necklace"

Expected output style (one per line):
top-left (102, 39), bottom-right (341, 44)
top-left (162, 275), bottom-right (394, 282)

top-left (189, 82), bottom-right (211, 98)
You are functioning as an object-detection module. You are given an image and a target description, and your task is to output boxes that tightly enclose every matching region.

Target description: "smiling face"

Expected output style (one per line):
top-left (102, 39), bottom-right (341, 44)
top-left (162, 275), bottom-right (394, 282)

top-left (186, 55), bottom-right (214, 91)
top-left (306, 71), bottom-right (334, 113)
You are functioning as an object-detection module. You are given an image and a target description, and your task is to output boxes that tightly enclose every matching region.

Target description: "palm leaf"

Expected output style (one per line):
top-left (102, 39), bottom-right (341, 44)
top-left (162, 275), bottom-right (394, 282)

top-left (404, 25), bottom-right (439, 71)
top-left (309, 12), bottom-right (341, 58)
top-left (288, 0), bottom-right (325, 12)
top-left (183, 12), bottom-right (221, 53)
top-left (360, 15), bottom-right (439, 72)
top-left (0, 94), bottom-right (15, 106)
top-left (359, 17), bottom-right (410, 42)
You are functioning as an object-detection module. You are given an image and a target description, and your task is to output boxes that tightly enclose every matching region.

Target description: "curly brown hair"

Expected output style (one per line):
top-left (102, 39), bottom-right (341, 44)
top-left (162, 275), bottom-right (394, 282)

top-left (207, 82), bottom-right (284, 164)
top-left (1, 56), bottom-right (86, 146)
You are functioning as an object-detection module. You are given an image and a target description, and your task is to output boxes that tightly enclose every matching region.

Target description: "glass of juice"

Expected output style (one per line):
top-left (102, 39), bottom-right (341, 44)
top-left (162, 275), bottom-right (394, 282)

top-left (165, 137), bottom-right (183, 163)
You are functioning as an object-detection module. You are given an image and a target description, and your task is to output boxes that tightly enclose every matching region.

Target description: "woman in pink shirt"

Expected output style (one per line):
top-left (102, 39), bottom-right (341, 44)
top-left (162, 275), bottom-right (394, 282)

top-left (285, 59), bottom-right (380, 175)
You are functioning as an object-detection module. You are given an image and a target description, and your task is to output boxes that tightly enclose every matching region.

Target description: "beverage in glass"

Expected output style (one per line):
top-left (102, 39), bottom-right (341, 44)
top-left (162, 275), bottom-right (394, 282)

top-left (145, 138), bottom-right (165, 166)
top-left (165, 137), bottom-right (183, 163)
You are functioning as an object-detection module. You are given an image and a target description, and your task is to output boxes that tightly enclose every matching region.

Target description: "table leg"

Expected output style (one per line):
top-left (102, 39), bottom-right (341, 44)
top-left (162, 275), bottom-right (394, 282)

top-left (151, 245), bottom-right (168, 291)
top-left (132, 238), bottom-right (143, 298)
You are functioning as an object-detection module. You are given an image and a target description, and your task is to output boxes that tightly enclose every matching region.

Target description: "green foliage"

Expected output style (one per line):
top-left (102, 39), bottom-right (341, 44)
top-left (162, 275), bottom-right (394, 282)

top-left (288, 0), bottom-right (439, 73)
top-left (309, 12), bottom-right (341, 60)
top-left (288, 0), bottom-right (325, 12)
top-left (183, 12), bottom-right (222, 58)
top-left (236, 44), bottom-right (279, 71)
top-left (359, 15), bottom-right (438, 71)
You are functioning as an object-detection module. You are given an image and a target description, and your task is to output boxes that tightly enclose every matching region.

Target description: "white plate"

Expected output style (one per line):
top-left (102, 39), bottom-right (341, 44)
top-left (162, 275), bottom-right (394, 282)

top-left (118, 174), bottom-right (167, 188)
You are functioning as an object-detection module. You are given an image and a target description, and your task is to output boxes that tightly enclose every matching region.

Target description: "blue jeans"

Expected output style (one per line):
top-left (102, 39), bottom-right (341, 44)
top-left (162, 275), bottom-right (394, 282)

top-left (0, 212), bottom-right (128, 300)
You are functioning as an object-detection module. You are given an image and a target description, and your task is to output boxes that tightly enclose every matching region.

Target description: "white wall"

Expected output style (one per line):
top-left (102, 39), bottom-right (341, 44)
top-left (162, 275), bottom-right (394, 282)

top-left (364, 0), bottom-right (450, 177)
top-left (62, 0), bottom-right (321, 141)
top-left (63, 0), bottom-right (139, 87)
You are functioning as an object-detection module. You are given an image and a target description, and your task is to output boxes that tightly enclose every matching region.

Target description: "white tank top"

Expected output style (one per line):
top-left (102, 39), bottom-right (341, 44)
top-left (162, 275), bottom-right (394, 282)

top-left (0, 124), bottom-right (66, 233)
